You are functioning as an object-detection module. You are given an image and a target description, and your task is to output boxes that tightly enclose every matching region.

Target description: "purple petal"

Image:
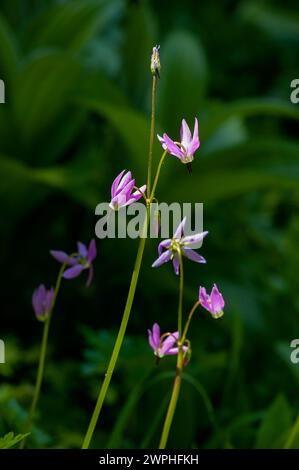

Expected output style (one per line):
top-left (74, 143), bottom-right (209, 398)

top-left (173, 217), bottom-right (186, 240)
top-left (87, 239), bottom-right (97, 263)
top-left (157, 134), bottom-right (167, 150)
top-left (86, 265), bottom-right (94, 287)
top-left (152, 323), bottom-right (161, 348)
top-left (158, 239), bottom-right (171, 256)
top-left (182, 230), bottom-right (208, 248)
top-left (162, 133), bottom-right (184, 159)
top-left (148, 329), bottom-right (156, 352)
top-left (199, 286), bottom-right (212, 313)
top-left (50, 250), bottom-right (77, 266)
top-left (160, 331), bottom-right (179, 356)
top-left (125, 184), bottom-right (147, 205)
top-left (111, 170), bottom-right (126, 198)
top-left (182, 248), bottom-right (206, 264)
top-left (115, 171), bottom-right (133, 195)
top-left (152, 250), bottom-right (172, 268)
top-left (45, 287), bottom-right (54, 312)
top-left (77, 241), bottom-right (88, 258)
top-left (32, 285), bottom-right (46, 315)
top-left (190, 117), bottom-right (200, 153)
top-left (180, 119), bottom-right (192, 149)
top-left (63, 264), bottom-right (84, 279)
top-left (168, 344), bottom-right (188, 355)
top-left (211, 284), bottom-right (225, 312)
top-left (172, 253), bottom-right (180, 275)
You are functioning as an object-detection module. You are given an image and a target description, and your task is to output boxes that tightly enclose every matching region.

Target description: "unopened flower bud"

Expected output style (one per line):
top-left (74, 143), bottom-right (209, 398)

top-left (151, 45), bottom-right (161, 78)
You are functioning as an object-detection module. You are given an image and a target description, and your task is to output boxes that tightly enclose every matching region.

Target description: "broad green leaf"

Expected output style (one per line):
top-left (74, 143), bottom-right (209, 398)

top-left (78, 99), bottom-right (152, 175)
top-left (168, 140), bottom-right (299, 203)
top-left (284, 414), bottom-right (299, 449)
top-left (240, 2), bottom-right (299, 43)
top-left (203, 99), bottom-right (299, 141)
top-left (0, 432), bottom-right (29, 449)
top-left (255, 395), bottom-right (291, 448)
top-left (13, 52), bottom-right (81, 146)
top-left (158, 30), bottom-right (208, 135)
top-left (24, 0), bottom-right (121, 52)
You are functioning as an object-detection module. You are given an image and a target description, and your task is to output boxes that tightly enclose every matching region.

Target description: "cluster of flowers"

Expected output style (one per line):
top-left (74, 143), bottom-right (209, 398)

top-left (32, 118), bottom-right (224, 362)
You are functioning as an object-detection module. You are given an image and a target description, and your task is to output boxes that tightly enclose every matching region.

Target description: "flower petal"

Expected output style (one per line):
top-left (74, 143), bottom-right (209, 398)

top-left (111, 170), bottom-right (126, 198)
top-left (160, 331), bottom-right (179, 355)
top-left (199, 286), bottom-right (212, 313)
top-left (77, 241), bottom-right (88, 258)
top-left (63, 264), bottom-right (84, 279)
top-left (152, 323), bottom-right (161, 348)
top-left (183, 248), bottom-right (206, 264)
top-left (84, 266), bottom-right (93, 287)
top-left (158, 239), bottom-right (171, 256)
top-left (87, 239), bottom-right (97, 263)
top-left (157, 134), bottom-right (167, 150)
top-left (162, 133), bottom-right (184, 159)
top-left (211, 284), bottom-right (225, 312)
top-left (172, 253), bottom-right (180, 275)
top-left (173, 217), bottom-right (186, 240)
top-left (182, 231), bottom-right (208, 247)
top-left (116, 171), bottom-right (133, 195)
top-left (180, 119), bottom-right (192, 149)
top-left (152, 250), bottom-right (172, 268)
top-left (50, 250), bottom-right (77, 266)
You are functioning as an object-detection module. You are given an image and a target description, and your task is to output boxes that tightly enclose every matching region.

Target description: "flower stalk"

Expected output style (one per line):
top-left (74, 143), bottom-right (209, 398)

top-left (21, 263), bottom-right (66, 448)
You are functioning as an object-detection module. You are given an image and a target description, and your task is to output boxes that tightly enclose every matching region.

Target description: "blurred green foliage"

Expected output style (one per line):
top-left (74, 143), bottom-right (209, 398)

top-left (0, 0), bottom-right (299, 449)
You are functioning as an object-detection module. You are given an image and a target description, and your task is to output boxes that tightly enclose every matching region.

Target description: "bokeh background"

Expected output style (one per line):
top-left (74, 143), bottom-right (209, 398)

top-left (0, 0), bottom-right (299, 449)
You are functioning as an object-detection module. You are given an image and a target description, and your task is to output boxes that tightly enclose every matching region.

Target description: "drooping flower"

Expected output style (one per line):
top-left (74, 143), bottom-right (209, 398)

top-left (150, 45), bottom-right (161, 78)
top-left (199, 284), bottom-right (225, 319)
top-left (152, 217), bottom-right (208, 275)
top-left (157, 118), bottom-right (200, 165)
top-left (32, 284), bottom-right (54, 321)
top-left (147, 323), bottom-right (188, 358)
top-left (50, 239), bottom-right (97, 287)
top-left (109, 170), bottom-right (146, 211)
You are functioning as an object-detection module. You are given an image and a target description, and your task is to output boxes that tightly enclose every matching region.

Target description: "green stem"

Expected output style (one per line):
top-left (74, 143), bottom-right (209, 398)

top-left (81, 213), bottom-right (148, 449)
top-left (20, 264), bottom-right (65, 448)
top-left (177, 253), bottom-right (184, 336)
top-left (181, 301), bottom-right (200, 343)
top-left (146, 75), bottom-right (157, 198)
top-left (159, 253), bottom-right (184, 449)
top-left (150, 150), bottom-right (167, 202)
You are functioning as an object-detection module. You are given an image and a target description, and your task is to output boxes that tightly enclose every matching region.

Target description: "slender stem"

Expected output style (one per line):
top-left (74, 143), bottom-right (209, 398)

top-left (20, 264), bottom-right (65, 448)
top-left (181, 301), bottom-right (200, 343)
top-left (177, 253), bottom-right (184, 336)
top-left (159, 253), bottom-right (184, 449)
top-left (159, 350), bottom-right (184, 449)
top-left (82, 213), bottom-right (148, 449)
top-left (150, 150), bottom-right (167, 201)
top-left (146, 75), bottom-right (157, 198)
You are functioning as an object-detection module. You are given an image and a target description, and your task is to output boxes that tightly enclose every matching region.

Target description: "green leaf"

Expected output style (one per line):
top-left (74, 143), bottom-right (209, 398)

top-left (255, 395), bottom-right (291, 448)
top-left (158, 30), bottom-right (208, 135)
top-left (78, 99), bottom-right (151, 175)
top-left (0, 432), bottom-right (29, 449)
top-left (240, 2), bottom-right (299, 43)
top-left (13, 52), bottom-right (81, 146)
top-left (168, 140), bottom-right (299, 203)
top-left (24, 0), bottom-right (120, 52)
top-left (203, 99), bottom-right (299, 141)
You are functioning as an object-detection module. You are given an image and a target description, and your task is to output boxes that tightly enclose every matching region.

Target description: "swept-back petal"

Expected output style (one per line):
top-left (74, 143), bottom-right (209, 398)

top-left (111, 170), bottom-right (126, 198)
top-left (173, 217), bottom-right (186, 240)
top-left (162, 133), bottom-right (184, 159)
top-left (87, 239), bottom-right (97, 263)
top-left (180, 119), bottom-right (192, 148)
top-left (158, 239), bottom-right (171, 256)
top-left (63, 264), bottom-right (84, 279)
top-left (77, 241), bottom-right (88, 258)
top-left (183, 248), bottom-right (206, 264)
top-left (152, 250), bottom-right (172, 268)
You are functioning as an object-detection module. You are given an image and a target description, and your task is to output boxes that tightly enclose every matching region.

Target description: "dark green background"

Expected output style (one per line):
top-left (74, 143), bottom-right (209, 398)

top-left (0, 0), bottom-right (299, 449)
